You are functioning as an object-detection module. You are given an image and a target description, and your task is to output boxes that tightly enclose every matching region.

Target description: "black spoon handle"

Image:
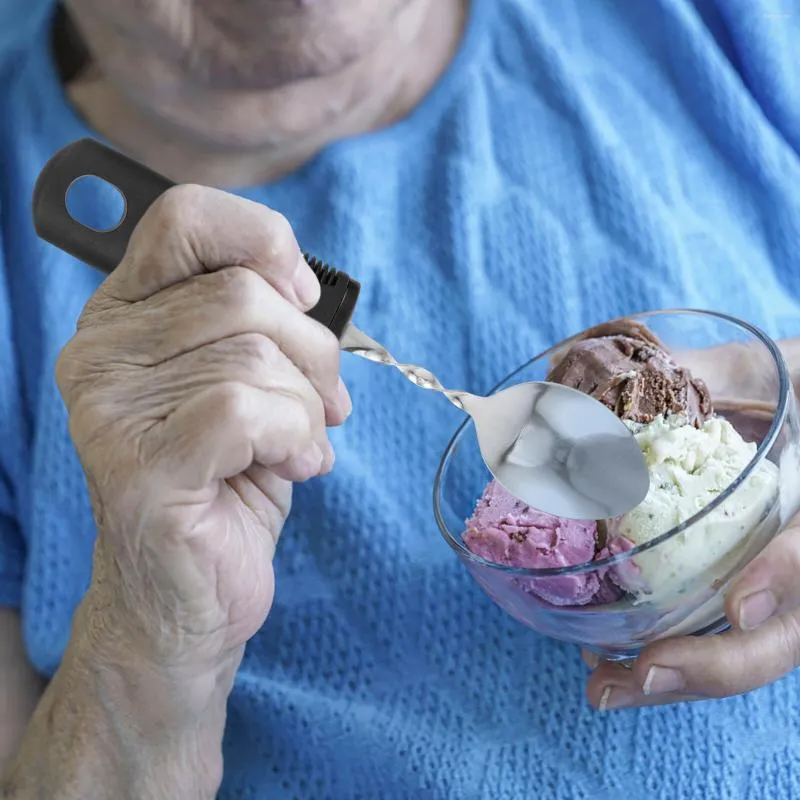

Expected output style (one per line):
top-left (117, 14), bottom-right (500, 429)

top-left (31, 138), bottom-right (360, 339)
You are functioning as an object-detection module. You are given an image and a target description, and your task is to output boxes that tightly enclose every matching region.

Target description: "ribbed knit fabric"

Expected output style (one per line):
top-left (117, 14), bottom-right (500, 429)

top-left (1, 1), bottom-right (800, 797)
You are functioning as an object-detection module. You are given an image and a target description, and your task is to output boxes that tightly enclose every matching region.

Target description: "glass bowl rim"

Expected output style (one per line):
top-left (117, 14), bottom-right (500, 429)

top-left (432, 309), bottom-right (790, 577)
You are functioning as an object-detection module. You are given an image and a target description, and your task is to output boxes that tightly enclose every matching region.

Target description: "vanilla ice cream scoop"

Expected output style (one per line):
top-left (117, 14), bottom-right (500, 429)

top-left (608, 414), bottom-right (779, 602)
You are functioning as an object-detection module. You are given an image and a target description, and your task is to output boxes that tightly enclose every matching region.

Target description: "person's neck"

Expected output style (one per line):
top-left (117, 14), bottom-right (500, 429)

top-left (64, 0), bottom-right (467, 188)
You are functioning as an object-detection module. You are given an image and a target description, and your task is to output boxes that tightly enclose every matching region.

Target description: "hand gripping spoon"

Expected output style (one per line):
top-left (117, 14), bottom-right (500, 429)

top-left (32, 139), bottom-right (649, 520)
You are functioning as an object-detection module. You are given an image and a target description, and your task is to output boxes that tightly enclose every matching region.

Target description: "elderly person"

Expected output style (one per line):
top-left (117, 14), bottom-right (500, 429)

top-left (1, 0), bottom-right (799, 797)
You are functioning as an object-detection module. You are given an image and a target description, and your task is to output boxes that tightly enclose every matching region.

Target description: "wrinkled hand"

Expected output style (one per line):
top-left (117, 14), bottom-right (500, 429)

top-left (57, 185), bottom-right (351, 674)
top-left (585, 340), bottom-right (800, 710)
top-left (585, 526), bottom-right (800, 709)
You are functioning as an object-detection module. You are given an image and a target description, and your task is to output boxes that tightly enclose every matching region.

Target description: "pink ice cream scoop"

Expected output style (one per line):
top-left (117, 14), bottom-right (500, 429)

top-left (463, 481), bottom-right (622, 606)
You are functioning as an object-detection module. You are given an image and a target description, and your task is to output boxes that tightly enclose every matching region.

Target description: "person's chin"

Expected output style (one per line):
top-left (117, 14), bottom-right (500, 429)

top-left (176, 38), bottom-right (368, 92)
top-left (129, 91), bottom-right (310, 153)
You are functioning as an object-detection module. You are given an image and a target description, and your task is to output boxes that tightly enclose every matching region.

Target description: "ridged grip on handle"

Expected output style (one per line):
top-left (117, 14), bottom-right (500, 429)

top-left (31, 138), bottom-right (360, 339)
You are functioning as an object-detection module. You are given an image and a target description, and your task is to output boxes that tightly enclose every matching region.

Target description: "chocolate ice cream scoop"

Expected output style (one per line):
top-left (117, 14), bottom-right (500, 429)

top-left (547, 321), bottom-right (712, 427)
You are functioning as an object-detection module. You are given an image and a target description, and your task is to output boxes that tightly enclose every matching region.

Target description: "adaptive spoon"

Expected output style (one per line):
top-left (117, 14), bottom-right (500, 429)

top-left (32, 138), bottom-right (649, 520)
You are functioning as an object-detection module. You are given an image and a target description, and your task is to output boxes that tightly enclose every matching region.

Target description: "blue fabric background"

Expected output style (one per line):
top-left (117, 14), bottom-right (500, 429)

top-left (1, 1), bottom-right (799, 797)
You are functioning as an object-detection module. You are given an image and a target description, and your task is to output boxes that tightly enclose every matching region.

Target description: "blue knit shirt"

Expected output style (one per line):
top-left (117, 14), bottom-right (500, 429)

top-left (2, 1), bottom-right (800, 797)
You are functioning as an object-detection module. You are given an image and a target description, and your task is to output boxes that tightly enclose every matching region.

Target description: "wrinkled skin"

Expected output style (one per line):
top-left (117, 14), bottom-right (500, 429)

top-left (56, 185), bottom-right (351, 672)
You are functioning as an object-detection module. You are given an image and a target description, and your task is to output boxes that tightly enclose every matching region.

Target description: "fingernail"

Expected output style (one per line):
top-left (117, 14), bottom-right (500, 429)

top-left (294, 255), bottom-right (320, 308)
top-left (599, 685), bottom-right (635, 711)
top-left (582, 651), bottom-right (600, 670)
top-left (337, 378), bottom-right (352, 418)
top-left (739, 589), bottom-right (777, 631)
top-left (643, 665), bottom-right (685, 695)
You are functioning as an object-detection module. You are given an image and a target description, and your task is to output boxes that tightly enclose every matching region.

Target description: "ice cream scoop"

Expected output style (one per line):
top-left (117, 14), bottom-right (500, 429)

top-left (463, 480), bottom-right (623, 605)
top-left (607, 414), bottom-right (779, 602)
top-left (32, 138), bottom-right (650, 520)
top-left (547, 320), bottom-right (712, 427)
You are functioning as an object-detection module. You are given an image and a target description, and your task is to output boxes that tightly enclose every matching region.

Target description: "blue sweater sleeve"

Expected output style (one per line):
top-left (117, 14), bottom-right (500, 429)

top-left (0, 215), bottom-right (28, 610)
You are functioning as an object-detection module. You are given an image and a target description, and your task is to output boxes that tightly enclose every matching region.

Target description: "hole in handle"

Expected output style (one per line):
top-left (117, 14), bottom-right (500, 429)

top-left (65, 175), bottom-right (127, 233)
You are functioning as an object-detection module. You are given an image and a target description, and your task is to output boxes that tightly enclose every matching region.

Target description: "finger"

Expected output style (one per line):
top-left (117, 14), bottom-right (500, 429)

top-left (586, 615), bottom-right (800, 709)
top-left (726, 519), bottom-right (800, 631)
top-left (239, 464), bottom-right (293, 520)
top-left (93, 184), bottom-right (320, 310)
top-left (225, 469), bottom-right (290, 549)
top-left (229, 460), bottom-right (337, 544)
top-left (594, 683), bottom-right (706, 711)
top-left (68, 331), bottom-right (332, 463)
top-left (584, 656), bottom-right (706, 710)
top-left (585, 662), bottom-right (708, 710)
top-left (674, 341), bottom-right (777, 403)
top-left (148, 330), bottom-right (326, 421)
top-left (80, 268), bottom-right (350, 424)
top-left (145, 331), bottom-right (330, 445)
top-left (145, 382), bottom-right (327, 491)
top-left (273, 439), bottom-right (336, 480)
top-left (133, 334), bottom-right (334, 488)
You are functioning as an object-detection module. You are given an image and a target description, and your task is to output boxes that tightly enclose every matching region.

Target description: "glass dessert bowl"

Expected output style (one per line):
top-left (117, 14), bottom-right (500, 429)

top-left (433, 310), bottom-right (800, 660)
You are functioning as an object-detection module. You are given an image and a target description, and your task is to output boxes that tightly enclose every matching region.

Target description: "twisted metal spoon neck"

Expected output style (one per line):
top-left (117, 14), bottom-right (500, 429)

top-left (339, 324), bottom-right (469, 410)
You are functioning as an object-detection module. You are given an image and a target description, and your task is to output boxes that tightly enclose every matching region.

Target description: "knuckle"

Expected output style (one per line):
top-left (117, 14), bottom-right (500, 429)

top-left (126, 185), bottom-right (211, 282)
top-left (150, 184), bottom-right (205, 230)
top-left (212, 381), bottom-right (254, 424)
top-left (289, 408), bottom-right (314, 447)
top-left (260, 209), bottom-right (296, 264)
top-left (235, 332), bottom-right (282, 372)
top-left (215, 266), bottom-right (267, 315)
top-left (281, 376), bottom-right (325, 430)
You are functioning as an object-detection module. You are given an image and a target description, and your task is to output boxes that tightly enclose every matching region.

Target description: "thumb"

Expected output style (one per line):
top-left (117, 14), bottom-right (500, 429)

top-left (93, 185), bottom-right (316, 310)
top-left (726, 518), bottom-right (800, 631)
